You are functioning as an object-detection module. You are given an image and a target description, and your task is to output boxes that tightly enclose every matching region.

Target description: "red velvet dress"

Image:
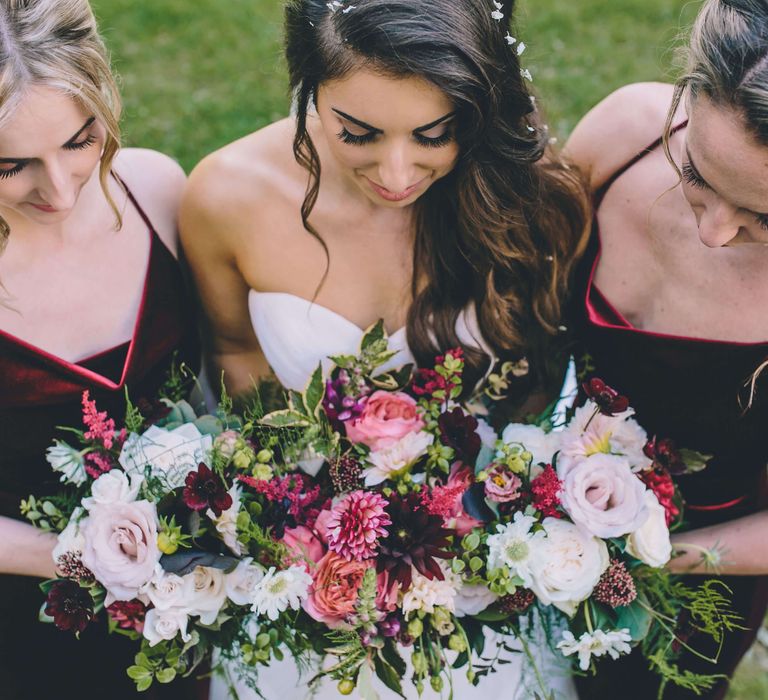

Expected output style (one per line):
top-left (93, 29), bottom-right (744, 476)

top-left (0, 183), bottom-right (202, 699)
top-left (572, 125), bottom-right (768, 700)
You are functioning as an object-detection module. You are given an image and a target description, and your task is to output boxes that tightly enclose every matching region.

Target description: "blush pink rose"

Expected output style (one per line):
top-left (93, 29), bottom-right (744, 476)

top-left (345, 391), bottom-right (425, 451)
top-left (376, 569), bottom-right (399, 613)
top-left (80, 500), bottom-right (161, 603)
top-left (560, 453), bottom-right (648, 539)
top-left (282, 525), bottom-right (325, 571)
top-left (443, 463), bottom-right (483, 535)
top-left (313, 509), bottom-right (334, 544)
top-left (303, 551), bottom-right (370, 627)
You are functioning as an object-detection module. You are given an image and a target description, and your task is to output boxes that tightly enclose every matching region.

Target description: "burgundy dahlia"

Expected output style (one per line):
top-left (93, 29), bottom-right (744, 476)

top-left (593, 559), bottom-right (637, 608)
top-left (329, 454), bottom-right (363, 493)
top-left (438, 407), bottom-right (481, 463)
top-left (644, 436), bottom-right (686, 476)
top-left (107, 599), bottom-right (147, 633)
top-left (582, 378), bottom-right (629, 416)
top-left (183, 463), bottom-right (233, 517)
top-left (45, 579), bottom-right (94, 634)
top-left (377, 492), bottom-right (454, 592)
top-left (499, 588), bottom-right (535, 615)
top-left (327, 490), bottom-right (391, 560)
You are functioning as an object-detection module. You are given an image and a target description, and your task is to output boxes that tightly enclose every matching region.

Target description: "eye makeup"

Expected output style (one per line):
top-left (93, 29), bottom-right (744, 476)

top-left (332, 108), bottom-right (456, 149)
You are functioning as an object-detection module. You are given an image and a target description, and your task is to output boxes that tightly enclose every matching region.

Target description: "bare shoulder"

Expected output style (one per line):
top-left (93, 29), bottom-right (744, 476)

top-left (180, 118), bottom-right (303, 263)
top-left (113, 148), bottom-right (187, 255)
top-left (564, 82), bottom-right (680, 191)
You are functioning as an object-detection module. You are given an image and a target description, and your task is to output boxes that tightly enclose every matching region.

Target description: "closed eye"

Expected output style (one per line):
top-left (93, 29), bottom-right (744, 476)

top-left (337, 127), bottom-right (378, 146)
top-left (0, 162), bottom-right (26, 179)
top-left (681, 162), bottom-right (709, 190)
top-left (64, 133), bottom-right (97, 151)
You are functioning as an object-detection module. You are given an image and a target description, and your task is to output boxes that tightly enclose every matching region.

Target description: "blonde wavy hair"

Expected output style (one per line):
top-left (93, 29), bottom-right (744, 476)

top-left (0, 0), bottom-right (122, 252)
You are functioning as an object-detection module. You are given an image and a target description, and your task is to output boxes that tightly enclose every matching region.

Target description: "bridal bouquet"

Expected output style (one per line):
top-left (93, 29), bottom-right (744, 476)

top-left (25, 323), bottom-right (736, 698)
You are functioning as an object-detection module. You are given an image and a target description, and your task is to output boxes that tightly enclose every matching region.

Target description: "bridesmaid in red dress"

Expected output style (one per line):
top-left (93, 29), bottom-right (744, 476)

top-left (0, 2), bottom-right (200, 698)
top-left (565, 1), bottom-right (768, 698)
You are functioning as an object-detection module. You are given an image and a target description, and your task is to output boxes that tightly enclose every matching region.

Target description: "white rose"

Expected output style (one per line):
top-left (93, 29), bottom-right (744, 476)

top-left (52, 507), bottom-right (86, 563)
top-left (363, 431), bottom-right (434, 486)
top-left (82, 470), bottom-right (143, 510)
top-left (626, 490), bottom-right (672, 567)
top-left (208, 485), bottom-right (244, 556)
top-left (46, 441), bottom-right (86, 486)
top-left (501, 423), bottom-right (557, 466)
top-left (185, 566), bottom-right (228, 625)
top-left (225, 558), bottom-right (266, 606)
top-left (142, 607), bottom-right (191, 647)
top-left (454, 583), bottom-right (498, 617)
top-left (529, 518), bottom-right (609, 616)
top-left (560, 453), bottom-right (648, 538)
top-left (610, 418), bottom-right (652, 472)
top-left (118, 424), bottom-right (213, 489)
top-left (140, 564), bottom-right (194, 611)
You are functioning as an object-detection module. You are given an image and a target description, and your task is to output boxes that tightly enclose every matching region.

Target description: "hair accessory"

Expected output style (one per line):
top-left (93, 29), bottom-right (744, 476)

top-left (491, 1), bottom-right (504, 21)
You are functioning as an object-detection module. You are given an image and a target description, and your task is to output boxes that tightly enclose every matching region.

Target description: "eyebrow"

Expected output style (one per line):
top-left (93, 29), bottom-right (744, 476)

top-left (331, 108), bottom-right (456, 134)
top-left (686, 146), bottom-right (768, 217)
top-left (0, 116), bottom-right (96, 164)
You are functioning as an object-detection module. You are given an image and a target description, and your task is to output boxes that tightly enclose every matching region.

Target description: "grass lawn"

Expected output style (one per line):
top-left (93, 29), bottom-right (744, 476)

top-left (88, 1), bottom-right (768, 697)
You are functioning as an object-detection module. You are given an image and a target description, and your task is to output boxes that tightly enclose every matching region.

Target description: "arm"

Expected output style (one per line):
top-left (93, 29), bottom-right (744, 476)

top-left (668, 511), bottom-right (768, 576)
top-left (179, 155), bottom-right (271, 397)
top-left (0, 516), bottom-right (57, 578)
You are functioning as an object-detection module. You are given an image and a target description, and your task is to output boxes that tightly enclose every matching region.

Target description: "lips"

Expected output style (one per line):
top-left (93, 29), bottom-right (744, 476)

top-left (29, 202), bottom-right (58, 213)
top-left (364, 176), bottom-right (426, 202)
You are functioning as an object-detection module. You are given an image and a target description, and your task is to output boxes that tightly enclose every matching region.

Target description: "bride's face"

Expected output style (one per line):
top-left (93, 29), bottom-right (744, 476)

top-left (315, 67), bottom-right (459, 208)
top-left (0, 85), bottom-right (104, 225)
top-left (682, 95), bottom-right (768, 247)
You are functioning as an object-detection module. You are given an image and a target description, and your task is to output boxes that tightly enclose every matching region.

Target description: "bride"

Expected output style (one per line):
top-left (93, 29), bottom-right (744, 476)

top-left (181, 0), bottom-right (588, 696)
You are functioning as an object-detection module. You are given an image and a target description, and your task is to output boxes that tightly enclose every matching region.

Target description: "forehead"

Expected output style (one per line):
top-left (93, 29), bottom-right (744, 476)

top-left (686, 95), bottom-right (768, 210)
top-left (0, 86), bottom-right (90, 153)
top-left (316, 67), bottom-right (453, 127)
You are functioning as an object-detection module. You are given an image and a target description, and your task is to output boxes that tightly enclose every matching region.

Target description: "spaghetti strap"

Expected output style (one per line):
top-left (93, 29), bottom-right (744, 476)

top-left (110, 170), bottom-right (159, 234)
top-left (595, 120), bottom-right (688, 205)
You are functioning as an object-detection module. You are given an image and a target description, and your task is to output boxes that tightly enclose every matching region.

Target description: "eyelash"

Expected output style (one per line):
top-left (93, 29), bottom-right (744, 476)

top-left (682, 162), bottom-right (768, 231)
top-left (0, 134), bottom-right (97, 180)
top-left (337, 127), bottom-right (455, 148)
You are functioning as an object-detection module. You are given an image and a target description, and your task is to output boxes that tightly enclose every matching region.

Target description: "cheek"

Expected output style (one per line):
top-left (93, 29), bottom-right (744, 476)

top-left (680, 181), bottom-right (706, 214)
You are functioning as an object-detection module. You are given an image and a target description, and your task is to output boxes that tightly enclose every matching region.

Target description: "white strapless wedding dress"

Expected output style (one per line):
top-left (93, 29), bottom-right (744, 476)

top-left (209, 292), bottom-right (577, 700)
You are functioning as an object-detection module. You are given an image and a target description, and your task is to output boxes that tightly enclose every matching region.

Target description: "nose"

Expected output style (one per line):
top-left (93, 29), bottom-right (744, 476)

top-left (697, 199), bottom-right (742, 248)
top-left (37, 158), bottom-right (77, 210)
top-left (377, 141), bottom-right (418, 194)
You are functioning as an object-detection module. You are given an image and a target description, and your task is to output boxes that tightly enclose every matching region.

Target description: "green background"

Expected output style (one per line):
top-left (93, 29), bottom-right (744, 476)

top-left (88, 2), bottom-right (768, 695)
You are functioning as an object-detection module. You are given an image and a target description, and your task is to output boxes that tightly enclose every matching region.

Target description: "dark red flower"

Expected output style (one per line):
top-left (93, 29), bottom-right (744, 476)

top-left (107, 600), bottom-right (147, 633)
top-left (438, 407), bottom-right (481, 463)
top-left (45, 579), bottom-right (94, 634)
top-left (499, 588), bottom-right (535, 615)
top-left (582, 378), bottom-right (629, 416)
top-left (84, 451), bottom-right (115, 479)
top-left (639, 466), bottom-right (680, 526)
top-left (411, 369), bottom-right (449, 398)
top-left (136, 397), bottom-right (173, 429)
top-left (377, 492), bottom-right (454, 592)
top-left (183, 463), bottom-right (232, 517)
top-left (644, 436), bottom-right (686, 476)
top-left (530, 465), bottom-right (562, 518)
top-left (593, 559), bottom-right (637, 607)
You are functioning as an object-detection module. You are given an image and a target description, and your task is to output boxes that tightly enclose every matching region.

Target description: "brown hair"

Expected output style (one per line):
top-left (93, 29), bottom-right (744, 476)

top-left (0, 0), bottom-right (122, 252)
top-left (284, 0), bottom-right (590, 391)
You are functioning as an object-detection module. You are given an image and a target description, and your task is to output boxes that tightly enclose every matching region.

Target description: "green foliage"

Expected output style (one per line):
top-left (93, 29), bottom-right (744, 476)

top-left (124, 387), bottom-right (145, 433)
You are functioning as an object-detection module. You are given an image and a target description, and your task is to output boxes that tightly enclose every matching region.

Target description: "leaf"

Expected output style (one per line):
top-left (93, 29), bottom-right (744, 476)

top-left (379, 641), bottom-right (407, 679)
top-left (260, 409), bottom-right (311, 428)
top-left (615, 598), bottom-right (653, 642)
top-left (160, 551), bottom-right (239, 576)
top-left (288, 390), bottom-right (308, 416)
top-left (305, 364), bottom-right (325, 417)
top-left (461, 483), bottom-right (495, 523)
top-left (678, 449), bottom-right (712, 474)
top-left (136, 676), bottom-right (153, 692)
top-left (127, 666), bottom-right (152, 681)
top-left (472, 607), bottom-right (510, 622)
top-left (373, 652), bottom-right (406, 698)
top-left (361, 319), bottom-right (386, 351)
top-left (156, 668), bottom-right (177, 684)
top-left (192, 414), bottom-right (224, 436)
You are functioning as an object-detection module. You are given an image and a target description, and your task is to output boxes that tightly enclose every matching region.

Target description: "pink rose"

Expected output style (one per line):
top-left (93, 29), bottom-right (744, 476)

top-left (560, 453), bottom-right (648, 539)
top-left (376, 569), bottom-right (399, 613)
top-left (443, 463), bottom-right (483, 535)
top-left (345, 391), bottom-right (424, 451)
top-left (303, 552), bottom-right (370, 627)
top-left (313, 509), bottom-right (334, 544)
top-left (484, 463), bottom-right (523, 503)
top-left (81, 500), bottom-right (161, 603)
top-left (282, 525), bottom-right (325, 571)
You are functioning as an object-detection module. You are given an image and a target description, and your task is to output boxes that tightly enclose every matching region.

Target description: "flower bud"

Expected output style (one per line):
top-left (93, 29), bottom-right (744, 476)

top-left (407, 617), bottom-right (424, 638)
top-left (157, 531), bottom-right (178, 555)
top-left (337, 679), bottom-right (355, 695)
top-left (448, 634), bottom-right (467, 652)
top-left (256, 449), bottom-right (273, 464)
top-left (411, 651), bottom-right (428, 675)
top-left (232, 449), bottom-right (253, 471)
top-left (430, 675), bottom-right (444, 692)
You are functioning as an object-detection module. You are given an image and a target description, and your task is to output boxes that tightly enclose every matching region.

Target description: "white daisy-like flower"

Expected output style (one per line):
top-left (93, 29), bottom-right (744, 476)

top-left (491, 1), bottom-right (504, 21)
top-left (46, 441), bottom-right (87, 486)
top-left (342, 4), bottom-right (356, 12)
top-left (486, 511), bottom-right (544, 587)
top-left (402, 564), bottom-right (459, 615)
top-left (557, 628), bottom-right (631, 670)
top-left (516, 41), bottom-right (526, 55)
top-left (505, 32), bottom-right (516, 45)
top-left (520, 68), bottom-right (533, 82)
top-left (250, 565), bottom-right (312, 621)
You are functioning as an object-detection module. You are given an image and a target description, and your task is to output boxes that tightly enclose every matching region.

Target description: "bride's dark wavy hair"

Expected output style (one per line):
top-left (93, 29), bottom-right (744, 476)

top-left (284, 0), bottom-right (589, 390)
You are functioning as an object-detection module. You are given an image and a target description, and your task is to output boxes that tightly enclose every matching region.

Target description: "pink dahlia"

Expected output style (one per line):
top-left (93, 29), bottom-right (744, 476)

top-left (327, 490), bottom-right (391, 561)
